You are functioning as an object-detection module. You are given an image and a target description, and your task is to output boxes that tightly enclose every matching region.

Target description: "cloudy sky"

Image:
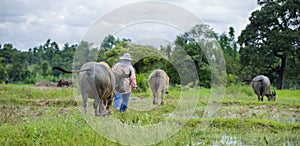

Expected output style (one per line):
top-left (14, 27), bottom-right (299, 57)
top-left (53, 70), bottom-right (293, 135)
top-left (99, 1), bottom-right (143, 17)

top-left (0, 0), bottom-right (260, 50)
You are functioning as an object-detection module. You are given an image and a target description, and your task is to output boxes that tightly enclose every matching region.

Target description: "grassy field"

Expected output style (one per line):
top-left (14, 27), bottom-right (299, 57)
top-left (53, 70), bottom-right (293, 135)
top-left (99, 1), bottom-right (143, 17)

top-left (0, 84), bottom-right (299, 145)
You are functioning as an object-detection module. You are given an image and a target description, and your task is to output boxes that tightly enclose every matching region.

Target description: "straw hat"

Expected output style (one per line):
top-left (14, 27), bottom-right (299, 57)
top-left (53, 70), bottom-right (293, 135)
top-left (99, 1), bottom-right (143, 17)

top-left (120, 53), bottom-right (132, 60)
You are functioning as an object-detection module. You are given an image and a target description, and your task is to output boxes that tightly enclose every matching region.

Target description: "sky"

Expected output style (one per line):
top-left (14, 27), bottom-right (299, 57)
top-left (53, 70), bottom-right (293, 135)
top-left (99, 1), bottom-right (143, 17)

top-left (0, 0), bottom-right (261, 50)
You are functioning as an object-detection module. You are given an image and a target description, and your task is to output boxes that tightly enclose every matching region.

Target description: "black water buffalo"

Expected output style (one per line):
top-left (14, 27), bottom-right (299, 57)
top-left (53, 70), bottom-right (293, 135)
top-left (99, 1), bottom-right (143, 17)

top-left (57, 78), bottom-right (73, 87)
top-left (148, 69), bottom-right (169, 105)
top-left (53, 62), bottom-right (130, 116)
top-left (252, 75), bottom-right (276, 102)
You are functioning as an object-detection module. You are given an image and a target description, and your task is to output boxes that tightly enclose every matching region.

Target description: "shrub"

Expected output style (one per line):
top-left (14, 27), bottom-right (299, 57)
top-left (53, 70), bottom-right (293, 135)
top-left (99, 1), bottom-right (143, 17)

top-left (227, 74), bottom-right (238, 87)
top-left (135, 73), bottom-right (148, 92)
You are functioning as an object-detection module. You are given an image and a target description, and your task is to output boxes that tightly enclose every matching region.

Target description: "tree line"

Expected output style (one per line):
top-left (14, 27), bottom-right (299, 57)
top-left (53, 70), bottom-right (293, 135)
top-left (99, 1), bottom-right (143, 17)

top-left (0, 0), bottom-right (299, 89)
top-left (0, 40), bottom-right (77, 84)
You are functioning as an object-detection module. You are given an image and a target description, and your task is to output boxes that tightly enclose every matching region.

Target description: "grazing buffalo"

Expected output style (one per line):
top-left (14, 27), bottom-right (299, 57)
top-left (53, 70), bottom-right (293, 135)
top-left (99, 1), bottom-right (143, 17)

top-left (148, 69), bottom-right (169, 105)
top-left (53, 62), bottom-right (130, 116)
top-left (252, 75), bottom-right (276, 102)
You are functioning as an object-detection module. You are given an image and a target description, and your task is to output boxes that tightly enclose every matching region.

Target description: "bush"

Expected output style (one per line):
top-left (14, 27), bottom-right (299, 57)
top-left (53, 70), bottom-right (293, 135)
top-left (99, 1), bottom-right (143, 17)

top-left (23, 78), bottom-right (36, 84)
top-left (171, 84), bottom-right (182, 91)
top-left (227, 74), bottom-right (238, 87)
top-left (136, 73), bottom-right (148, 92)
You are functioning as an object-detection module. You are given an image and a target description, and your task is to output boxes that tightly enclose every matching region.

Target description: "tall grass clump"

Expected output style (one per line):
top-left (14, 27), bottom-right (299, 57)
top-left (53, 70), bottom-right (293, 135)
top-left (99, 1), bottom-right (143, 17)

top-left (0, 84), bottom-right (74, 100)
top-left (135, 73), bottom-right (149, 92)
top-left (226, 85), bottom-right (254, 96)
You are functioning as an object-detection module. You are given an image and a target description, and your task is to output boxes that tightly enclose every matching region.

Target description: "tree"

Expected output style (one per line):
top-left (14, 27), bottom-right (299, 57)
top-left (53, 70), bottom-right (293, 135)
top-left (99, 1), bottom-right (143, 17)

top-left (1, 40), bottom-right (79, 83)
top-left (101, 35), bottom-right (117, 51)
top-left (73, 41), bottom-right (98, 69)
top-left (218, 27), bottom-right (240, 86)
top-left (101, 42), bottom-right (172, 91)
top-left (0, 57), bottom-right (7, 83)
top-left (100, 35), bottom-right (131, 51)
top-left (0, 44), bottom-right (31, 82)
top-left (59, 43), bottom-right (76, 68)
top-left (0, 44), bottom-right (17, 64)
top-left (174, 24), bottom-right (225, 87)
top-left (160, 43), bottom-right (172, 58)
top-left (238, 0), bottom-right (299, 89)
top-left (41, 61), bottom-right (50, 76)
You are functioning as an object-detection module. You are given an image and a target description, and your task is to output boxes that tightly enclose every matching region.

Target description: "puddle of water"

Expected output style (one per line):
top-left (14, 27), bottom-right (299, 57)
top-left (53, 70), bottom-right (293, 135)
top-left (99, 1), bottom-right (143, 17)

top-left (187, 141), bottom-right (202, 146)
top-left (188, 136), bottom-right (243, 146)
top-left (161, 105), bottom-right (299, 123)
top-left (162, 109), bottom-right (197, 120)
top-left (216, 106), bottom-right (299, 123)
top-left (214, 135), bottom-right (243, 146)
top-left (128, 97), bottom-right (299, 123)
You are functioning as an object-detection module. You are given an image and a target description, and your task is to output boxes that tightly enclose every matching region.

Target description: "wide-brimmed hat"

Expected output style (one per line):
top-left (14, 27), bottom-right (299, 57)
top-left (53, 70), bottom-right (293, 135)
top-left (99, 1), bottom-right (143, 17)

top-left (120, 53), bottom-right (132, 60)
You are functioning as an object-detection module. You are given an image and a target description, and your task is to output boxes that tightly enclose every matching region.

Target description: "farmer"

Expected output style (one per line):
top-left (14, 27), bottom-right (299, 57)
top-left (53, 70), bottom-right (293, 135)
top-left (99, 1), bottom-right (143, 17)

top-left (112, 53), bottom-right (137, 112)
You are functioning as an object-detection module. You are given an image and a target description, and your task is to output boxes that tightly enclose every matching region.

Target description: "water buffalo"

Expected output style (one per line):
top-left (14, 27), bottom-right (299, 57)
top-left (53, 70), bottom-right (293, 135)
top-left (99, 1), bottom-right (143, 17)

top-left (57, 78), bottom-right (73, 87)
top-left (252, 75), bottom-right (276, 102)
top-left (148, 69), bottom-right (169, 105)
top-left (53, 62), bottom-right (130, 116)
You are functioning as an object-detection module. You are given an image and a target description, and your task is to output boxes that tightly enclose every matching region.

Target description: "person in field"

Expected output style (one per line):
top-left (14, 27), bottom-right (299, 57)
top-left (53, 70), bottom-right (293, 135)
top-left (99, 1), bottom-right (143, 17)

top-left (112, 53), bottom-right (137, 112)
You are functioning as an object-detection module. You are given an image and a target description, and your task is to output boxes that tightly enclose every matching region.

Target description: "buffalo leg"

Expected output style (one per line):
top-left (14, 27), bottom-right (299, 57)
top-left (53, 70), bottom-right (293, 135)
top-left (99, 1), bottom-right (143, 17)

top-left (93, 97), bottom-right (101, 116)
top-left (98, 99), bottom-right (106, 116)
top-left (160, 90), bottom-right (165, 105)
top-left (153, 91), bottom-right (158, 105)
top-left (106, 99), bottom-right (112, 110)
top-left (105, 99), bottom-right (112, 115)
top-left (82, 94), bottom-right (88, 113)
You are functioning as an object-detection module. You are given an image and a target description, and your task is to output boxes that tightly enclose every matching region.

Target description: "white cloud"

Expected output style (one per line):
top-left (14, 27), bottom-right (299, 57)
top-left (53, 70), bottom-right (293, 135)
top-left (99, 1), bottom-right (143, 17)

top-left (0, 0), bottom-right (260, 50)
top-left (172, 0), bottom-right (260, 37)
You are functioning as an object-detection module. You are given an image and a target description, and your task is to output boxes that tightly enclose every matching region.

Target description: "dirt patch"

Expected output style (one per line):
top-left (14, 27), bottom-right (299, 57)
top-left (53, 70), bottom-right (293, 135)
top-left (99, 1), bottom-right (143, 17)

top-left (0, 105), bottom-right (73, 125)
top-left (129, 97), bottom-right (158, 111)
top-left (0, 98), bottom-right (77, 107)
top-left (216, 105), bottom-right (299, 123)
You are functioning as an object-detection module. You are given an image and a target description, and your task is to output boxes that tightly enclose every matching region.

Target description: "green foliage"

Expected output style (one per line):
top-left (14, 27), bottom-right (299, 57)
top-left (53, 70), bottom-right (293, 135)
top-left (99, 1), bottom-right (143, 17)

top-left (0, 57), bottom-right (7, 83)
top-left (135, 73), bottom-right (148, 92)
top-left (174, 25), bottom-right (213, 87)
top-left (227, 74), bottom-right (238, 87)
top-left (73, 41), bottom-right (98, 69)
top-left (218, 27), bottom-right (240, 77)
top-left (100, 35), bottom-right (131, 51)
top-left (238, 0), bottom-right (300, 89)
top-left (41, 61), bottom-right (50, 76)
top-left (173, 24), bottom-right (230, 88)
top-left (1, 17), bottom-right (299, 90)
top-left (0, 40), bottom-right (77, 84)
top-left (102, 42), bottom-right (180, 86)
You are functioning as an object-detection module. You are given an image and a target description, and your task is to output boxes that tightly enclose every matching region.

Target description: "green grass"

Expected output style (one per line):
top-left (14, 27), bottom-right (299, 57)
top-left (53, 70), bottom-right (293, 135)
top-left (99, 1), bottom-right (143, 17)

top-left (0, 108), bottom-right (113, 145)
top-left (0, 84), bottom-right (74, 100)
top-left (0, 84), bottom-right (299, 145)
